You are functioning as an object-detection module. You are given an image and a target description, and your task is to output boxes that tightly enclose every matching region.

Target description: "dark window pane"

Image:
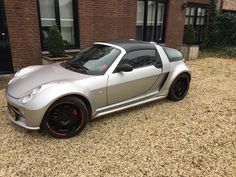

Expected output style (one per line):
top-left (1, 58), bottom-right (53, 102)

top-left (147, 1), bottom-right (156, 24)
top-left (136, 26), bottom-right (143, 40)
top-left (191, 7), bottom-right (196, 16)
top-left (59, 0), bottom-right (75, 45)
top-left (186, 7), bottom-right (190, 15)
top-left (39, 0), bottom-right (56, 48)
top-left (156, 3), bottom-right (165, 41)
top-left (190, 17), bottom-right (194, 25)
top-left (201, 17), bottom-right (205, 25)
top-left (197, 8), bottom-right (202, 16)
top-left (146, 1), bottom-right (156, 41)
top-left (185, 17), bottom-right (189, 25)
top-left (39, 0), bottom-right (56, 26)
top-left (202, 8), bottom-right (206, 16)
top-left (136, 1), bottom-right (144, 40)
top-left (121, 50), bottom-right (156, 69)
top-left (162, 47), bottom-right (183, 62)
top-left (196, 17), bottom-right (201, 25)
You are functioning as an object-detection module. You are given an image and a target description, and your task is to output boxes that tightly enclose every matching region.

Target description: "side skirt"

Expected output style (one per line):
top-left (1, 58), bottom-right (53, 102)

top-left (93, 91), bottom-right (168, 119)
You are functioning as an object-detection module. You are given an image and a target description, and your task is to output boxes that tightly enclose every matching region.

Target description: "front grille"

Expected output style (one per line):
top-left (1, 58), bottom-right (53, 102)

top-left (8, 104), bottom-right (22, 120)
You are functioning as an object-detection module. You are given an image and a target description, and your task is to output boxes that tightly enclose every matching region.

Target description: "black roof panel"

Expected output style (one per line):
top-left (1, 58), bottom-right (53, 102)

top-left (106, 40), bottom-right (156, 52)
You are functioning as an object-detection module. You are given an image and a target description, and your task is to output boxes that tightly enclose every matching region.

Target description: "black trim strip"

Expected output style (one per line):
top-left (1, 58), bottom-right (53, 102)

top-left (159, 72), bottom-right (169, 90)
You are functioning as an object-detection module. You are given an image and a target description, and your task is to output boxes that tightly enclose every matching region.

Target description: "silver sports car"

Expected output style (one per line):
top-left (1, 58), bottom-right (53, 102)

top-left (5, 40), bottom-right (191, 138)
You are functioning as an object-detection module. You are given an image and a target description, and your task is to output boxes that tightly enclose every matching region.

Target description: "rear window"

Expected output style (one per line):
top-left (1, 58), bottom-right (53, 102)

top-left (163, 47), bottom-right (183, 62)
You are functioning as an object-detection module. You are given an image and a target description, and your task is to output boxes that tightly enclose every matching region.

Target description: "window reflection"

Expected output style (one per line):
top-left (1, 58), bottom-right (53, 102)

top-left (39, 0), bottom-right (77, 49)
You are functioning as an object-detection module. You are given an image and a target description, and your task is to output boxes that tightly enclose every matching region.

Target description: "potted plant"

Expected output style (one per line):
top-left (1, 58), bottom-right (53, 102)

top-left (42, 25), bottom-right (73, 64)
top-left (178, 25), bottom-right (199, 60)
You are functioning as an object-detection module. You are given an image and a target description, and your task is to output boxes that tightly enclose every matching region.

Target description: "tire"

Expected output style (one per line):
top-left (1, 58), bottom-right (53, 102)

top-left (167, 73), bottom-right (190, 101)
top-left (41, 96), bottom-right (88, 138)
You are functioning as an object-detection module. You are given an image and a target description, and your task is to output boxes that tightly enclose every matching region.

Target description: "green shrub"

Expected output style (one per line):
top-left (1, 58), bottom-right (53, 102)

top-left (202, 47), bottom-right (236, 58)
top-left (214, 13), bottom-right (236, 47)
top-left (183, 25), bottom-right (195, 44)
top-left (204, 0), bottom-right (218, 47)
top-left (203, 2), bottom-right (236, 58)
top-left (48, 25), bottom-right (65, 57)
top-left (204, 10), bottom-right (236, 48)
top-left (217, 47), bottom-right (236, 57)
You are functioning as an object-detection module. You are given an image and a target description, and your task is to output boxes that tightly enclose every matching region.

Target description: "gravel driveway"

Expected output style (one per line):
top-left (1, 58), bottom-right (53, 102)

top-left (0, 58), bottom-right (235, 177)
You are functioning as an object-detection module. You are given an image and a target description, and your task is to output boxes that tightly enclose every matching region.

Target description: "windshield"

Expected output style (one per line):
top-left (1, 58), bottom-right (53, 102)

top-left (61, 44), bottom-right (121, 75)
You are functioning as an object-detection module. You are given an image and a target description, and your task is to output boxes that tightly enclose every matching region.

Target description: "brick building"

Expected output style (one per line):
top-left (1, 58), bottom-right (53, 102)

top-left (0, 0), bottom-right (210, 74)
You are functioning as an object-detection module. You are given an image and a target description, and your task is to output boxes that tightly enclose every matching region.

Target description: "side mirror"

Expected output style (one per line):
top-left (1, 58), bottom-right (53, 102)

top-left (116, 63), bottom-right (133, 72)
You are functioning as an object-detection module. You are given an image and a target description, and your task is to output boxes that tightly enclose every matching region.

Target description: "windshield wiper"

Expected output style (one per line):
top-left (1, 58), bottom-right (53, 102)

top-left (69, 63), bottom-right (89, 73)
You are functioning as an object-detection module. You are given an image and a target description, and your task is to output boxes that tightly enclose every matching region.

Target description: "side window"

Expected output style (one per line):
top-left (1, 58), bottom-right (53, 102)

top-left (163, 47), bottom-right (183, 62)
top-left (120, 50), bottom-right (156, 69)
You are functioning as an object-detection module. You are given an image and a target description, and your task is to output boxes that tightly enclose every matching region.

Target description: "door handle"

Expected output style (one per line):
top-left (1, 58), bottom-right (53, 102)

top-left (1, 33), bottom-right (7, 40)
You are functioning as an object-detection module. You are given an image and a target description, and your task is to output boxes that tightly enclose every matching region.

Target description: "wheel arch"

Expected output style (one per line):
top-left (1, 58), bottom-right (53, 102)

top-left (181, 71), bottom-right (191, 81)
top-left (26, 81), bottom-right (96, 128)
top-left (45, 93), bottom-right (93, 120)
top-left (160, 63), bottom-right (191, 92)
top-left (67, 94), bottom-right (92, 120)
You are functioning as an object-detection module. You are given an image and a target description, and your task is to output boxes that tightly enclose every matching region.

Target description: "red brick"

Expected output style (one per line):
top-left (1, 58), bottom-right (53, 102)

top-left (4, 0), bottom-right (41, 71)
top-left (165, 0), bottom-right (209, 48)
top-left (78, 0), bottom-right (137, 49)
top-left (3, 0), bottom-right (210, 72)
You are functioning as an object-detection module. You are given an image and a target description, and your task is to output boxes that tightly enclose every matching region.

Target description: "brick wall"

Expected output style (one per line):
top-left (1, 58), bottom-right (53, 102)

top-left (4, 0), bottom-right (41, 71)
top-left (165, 0), bottom-right (209, 48)
top-left (2, 0), bottom-right (211, 72)
top-left (79, 0), bottom-right (137, 49)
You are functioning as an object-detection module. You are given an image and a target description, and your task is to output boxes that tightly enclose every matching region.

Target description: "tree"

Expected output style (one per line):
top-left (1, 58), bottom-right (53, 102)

top-left (183, 25), bottom-right (195, 44)
top-left (47, 25), bottom-right (65, 57)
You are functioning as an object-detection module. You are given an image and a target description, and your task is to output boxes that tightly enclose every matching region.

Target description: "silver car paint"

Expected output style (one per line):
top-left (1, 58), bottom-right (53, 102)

top-left (7, 64), bottom-right (93, 98)
top-left (107, 65), bottom-right (162, 104)
top-left (160, 61), bottom-right (191, 92)
top-left (5, 42), bottom-right (191, 130)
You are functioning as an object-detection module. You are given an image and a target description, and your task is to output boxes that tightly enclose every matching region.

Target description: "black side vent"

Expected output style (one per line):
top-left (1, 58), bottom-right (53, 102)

top-left (159, 73), bottom-right (169, 90)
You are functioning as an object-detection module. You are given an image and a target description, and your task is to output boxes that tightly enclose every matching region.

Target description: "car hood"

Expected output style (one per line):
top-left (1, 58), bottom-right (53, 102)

top-left (7, 63), bottom-right (92, 98)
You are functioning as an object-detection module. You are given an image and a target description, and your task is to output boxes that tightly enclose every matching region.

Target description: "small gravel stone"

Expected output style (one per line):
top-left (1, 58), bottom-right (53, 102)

top-left (0, 58), bottom-right (235, 177)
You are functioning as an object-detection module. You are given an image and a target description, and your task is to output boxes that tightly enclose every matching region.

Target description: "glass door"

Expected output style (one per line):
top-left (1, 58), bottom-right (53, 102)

top-left (136, 0), bottom-right (167, 43)
top-left (0, 0), bottom-right (13, 74)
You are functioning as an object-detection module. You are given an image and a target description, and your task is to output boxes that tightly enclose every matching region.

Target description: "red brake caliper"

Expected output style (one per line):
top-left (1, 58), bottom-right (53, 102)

top-left (71, 109), bottom-right (78, 119)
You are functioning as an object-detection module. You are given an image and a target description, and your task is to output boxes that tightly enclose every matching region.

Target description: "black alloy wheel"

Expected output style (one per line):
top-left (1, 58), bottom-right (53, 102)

top-left (41, 96), bottom-right (88, 138)
top-left (167, 73), bottom-right (190, 101)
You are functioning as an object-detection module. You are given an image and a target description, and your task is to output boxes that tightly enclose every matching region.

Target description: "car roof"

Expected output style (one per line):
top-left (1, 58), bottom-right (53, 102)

top-left (105, 40), bottom-right (157, 52)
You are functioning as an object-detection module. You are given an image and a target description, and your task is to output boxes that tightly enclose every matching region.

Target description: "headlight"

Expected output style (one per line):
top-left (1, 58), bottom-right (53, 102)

top-left (22, 86), bottom-right (41, 104)
top-left (22, 95), bottom-right (32, 104)
top-left (22, 83), bottom-right (58, 104)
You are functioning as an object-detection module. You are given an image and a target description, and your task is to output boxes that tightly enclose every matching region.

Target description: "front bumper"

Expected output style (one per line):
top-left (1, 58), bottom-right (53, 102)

top-left (5, 92), bottom-right (46, 130)
top-left (7, 111), bottom-right (40, 130)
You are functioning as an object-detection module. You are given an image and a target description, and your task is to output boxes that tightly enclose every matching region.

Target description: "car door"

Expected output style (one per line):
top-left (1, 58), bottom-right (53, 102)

top-left (107, 49), bottom-right (162, 105)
